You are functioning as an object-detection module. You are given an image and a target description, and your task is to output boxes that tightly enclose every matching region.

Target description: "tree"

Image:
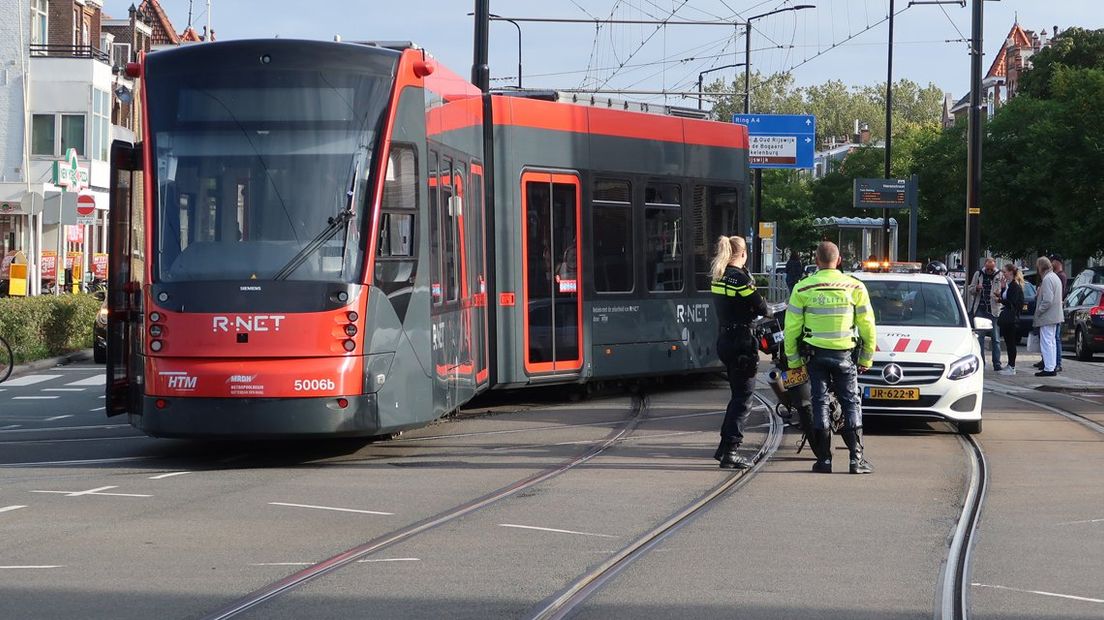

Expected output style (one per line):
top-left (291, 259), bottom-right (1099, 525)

top-left (1018, 27), bottom-right (1104, 99)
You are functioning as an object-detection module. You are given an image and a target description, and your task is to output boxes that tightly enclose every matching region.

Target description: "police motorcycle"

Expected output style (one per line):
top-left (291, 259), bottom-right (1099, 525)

top-left (753, 303), bottom-right (843, 452)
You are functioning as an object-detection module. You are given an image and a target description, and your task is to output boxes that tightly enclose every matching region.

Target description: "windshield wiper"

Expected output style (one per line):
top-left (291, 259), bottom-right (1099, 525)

top-left (273, 158), bottom-right (361, 281)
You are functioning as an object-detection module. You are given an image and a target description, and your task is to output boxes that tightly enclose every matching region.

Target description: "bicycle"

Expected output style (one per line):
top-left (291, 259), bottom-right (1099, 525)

top-left (0, 334), bottom-right (12, 384)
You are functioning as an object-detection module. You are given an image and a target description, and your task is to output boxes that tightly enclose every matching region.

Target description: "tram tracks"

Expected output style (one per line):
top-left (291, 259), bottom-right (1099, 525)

top-left (527, 394), bottom-right (783, 620)
top-left (201, 395), bottom-right (652, 620)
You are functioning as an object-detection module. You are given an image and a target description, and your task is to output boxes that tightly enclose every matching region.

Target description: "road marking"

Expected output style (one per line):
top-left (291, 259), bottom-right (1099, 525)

top-left (973, 583), bottom-right (1104, 604)
top-left (251, 558), bottom-right (421, 567)
top-left (268, 502), bottom-right (393, 516)
top-left (0, 505), bottom-right (27, 514)
top-left (250, 563), bottom-right (314, 567)
top-left (0, 424), bottom-right (128, 435)
top-left (13, 396), bottom-right (59, 400)
top-left (0, 455), bottom-right (152, 467)
top-left (1057, 517), bottom-right (1104, 526)
top-left (66, 375), bottom-right (105, 387)
top-left (356, 558), bottom-right (420, 563)
top-left (1, 375), bottom-right (59, 387)
top-left (0, 425), bottom-right (21, 430)
top-left (89, 406), bottom-right (106, 412)
top-left (149, 471), bottom-right (192, 480)
top-left (43, 415), bottom-right (73, 422)
top-left (32, 485), bottom-right (151, 498)
top-left (43, 388), bottom-right (85, 392)
top-left (498, 523), bottom-right (617, 538)
top-left (0, 565), bottom-right (63, 569)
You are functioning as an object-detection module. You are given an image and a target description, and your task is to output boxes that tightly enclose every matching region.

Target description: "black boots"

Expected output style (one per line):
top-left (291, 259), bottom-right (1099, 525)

top-left (842, 427), bottom-right (874, 474)
top-left (716, 437), bottom-right (751, 469)
top-left (809, 430), bottom-right (833, 474)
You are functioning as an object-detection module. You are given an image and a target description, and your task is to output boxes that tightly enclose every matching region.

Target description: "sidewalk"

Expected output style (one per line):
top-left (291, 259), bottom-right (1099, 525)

top-left (7, 349), bottom-right (93, 380)
top-left (983, 344), bottom-right (1102, 393)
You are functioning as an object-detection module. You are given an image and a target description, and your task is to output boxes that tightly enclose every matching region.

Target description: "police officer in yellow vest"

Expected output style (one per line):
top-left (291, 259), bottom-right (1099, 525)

top-left (784, 242), bottom-right (876, 474)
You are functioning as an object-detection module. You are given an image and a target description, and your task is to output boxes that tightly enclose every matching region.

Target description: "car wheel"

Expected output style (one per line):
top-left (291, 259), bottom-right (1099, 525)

top-left (94, 344), bottom-right (106, 364)
top-left (1075, 328), bottom-right (1094, 361)
top-left (958, 420), bottom-right (982, 435)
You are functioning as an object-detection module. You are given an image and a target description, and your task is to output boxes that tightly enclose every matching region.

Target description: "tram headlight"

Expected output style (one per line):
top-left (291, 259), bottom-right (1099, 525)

top-left (150, 339), bottom-right (164, 352)
top-left (149, 325), bottom-right (163, 338)
top-left (342, 339), bottom-right (356, 352)
top-left (150, 312), bottom-right (161, 322)
top-left (344, 324), bottom-right (358, 337)
top-left (346, 311), bottom-right (359, 322)
top-left (947, 354), bottom-right (979, 380)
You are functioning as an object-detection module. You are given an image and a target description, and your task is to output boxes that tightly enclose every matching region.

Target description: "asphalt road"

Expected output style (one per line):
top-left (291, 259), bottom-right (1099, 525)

top-left (1, 361), bottom-right (1101, 619)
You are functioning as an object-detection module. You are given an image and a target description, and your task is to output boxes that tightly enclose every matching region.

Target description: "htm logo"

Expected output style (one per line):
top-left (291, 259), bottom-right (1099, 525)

top-left (160, 371), bottom-right (197, 391)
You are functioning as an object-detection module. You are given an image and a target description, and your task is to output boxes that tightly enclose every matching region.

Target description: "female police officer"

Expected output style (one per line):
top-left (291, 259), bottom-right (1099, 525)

top-left (710, 235), bottom-right (770, 469)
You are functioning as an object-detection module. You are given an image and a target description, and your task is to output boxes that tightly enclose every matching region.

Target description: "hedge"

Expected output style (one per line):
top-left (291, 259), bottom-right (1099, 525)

top-left (0, 294), bottom-right (101, 364)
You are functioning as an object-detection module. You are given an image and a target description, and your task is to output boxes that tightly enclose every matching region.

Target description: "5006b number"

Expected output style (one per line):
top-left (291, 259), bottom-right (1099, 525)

top-left (294, 379), bottom-right (336, 392)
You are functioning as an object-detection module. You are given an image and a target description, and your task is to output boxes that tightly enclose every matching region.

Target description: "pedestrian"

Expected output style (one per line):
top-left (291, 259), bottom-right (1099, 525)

top-left (783, 241), bottom-right (876, 474)
top-left (710, 235), bottom-right (771, 469)
top-left (1033, 256), bottom-right (1064, 377)
top-left (785, 250), bottom-right (803, 292)
top-left (968, 257), bottom-right (1003, 371)
top-left (1051, 255), bottom-right (1068, 372)
top-left (996, 263), bottom-right (1025, 375)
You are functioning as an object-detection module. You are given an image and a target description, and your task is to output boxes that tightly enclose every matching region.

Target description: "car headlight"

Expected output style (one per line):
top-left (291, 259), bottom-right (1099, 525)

top-left (947, 354), bottom-right (979, 380)
top-left (96, 307), bottom-right (108, 326)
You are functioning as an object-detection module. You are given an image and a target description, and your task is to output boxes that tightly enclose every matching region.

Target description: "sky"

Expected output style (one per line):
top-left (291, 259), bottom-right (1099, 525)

top-left (104, 1), bottom-right (1104, 108)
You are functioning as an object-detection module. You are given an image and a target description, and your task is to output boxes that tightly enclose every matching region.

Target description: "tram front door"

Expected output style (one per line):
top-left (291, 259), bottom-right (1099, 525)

top-left (521, 172), bottom-right (582, 375)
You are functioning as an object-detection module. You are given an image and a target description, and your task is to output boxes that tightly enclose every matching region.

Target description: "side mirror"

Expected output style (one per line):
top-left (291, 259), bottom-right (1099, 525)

top-left (972, 316), bottom-right (993, 332)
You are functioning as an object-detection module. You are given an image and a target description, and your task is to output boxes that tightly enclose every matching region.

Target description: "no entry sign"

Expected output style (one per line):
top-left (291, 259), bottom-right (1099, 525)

top-left (76, 194), bottom-right (97, 226)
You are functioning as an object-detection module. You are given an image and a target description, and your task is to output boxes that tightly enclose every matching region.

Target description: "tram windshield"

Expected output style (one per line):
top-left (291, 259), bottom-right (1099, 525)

top-left (145, 43), bottom-right (396, 283)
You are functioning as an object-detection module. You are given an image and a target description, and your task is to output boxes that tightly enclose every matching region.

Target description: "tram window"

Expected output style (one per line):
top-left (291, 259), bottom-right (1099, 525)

top-left (645, 183), bottom-right (683, 292)
top-left (694, 185), bottom-right (741, 290)
top-left (442, 157), bottom-right (458, 303)
top-left (592, 179), bottom-right (633, 293)
top-left (377, 145), bottom-right (418, 260)
top-left (429, 151), bottom-right (441, 304)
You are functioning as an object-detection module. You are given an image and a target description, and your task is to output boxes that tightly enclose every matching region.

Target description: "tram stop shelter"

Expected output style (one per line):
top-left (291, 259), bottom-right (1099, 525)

top-left (814, 216), bottom-right (899, 267)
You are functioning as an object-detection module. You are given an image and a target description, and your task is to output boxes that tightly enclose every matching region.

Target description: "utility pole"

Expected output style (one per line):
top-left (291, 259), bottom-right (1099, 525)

top-left (965, 0), bottom-right (983, 282)
top-left (697, 63), bottom-right (745, 111)
top-left (472, 0), bottom-right (498, 385)
top-left (882, 0), bottom-right (895, 263)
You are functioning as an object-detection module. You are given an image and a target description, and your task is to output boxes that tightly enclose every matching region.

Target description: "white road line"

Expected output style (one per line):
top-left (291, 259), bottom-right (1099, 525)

top-left (0, 505), bottom-right (27, 514)
top-left (13, 396), bottom-right (59, 400)
top-left (89, 406), bottom-right (106, 412)
top-left (0, 565), bottom-right (63, 569)
top-left (1, 375), bottom-right (59, 387)
top-left (1, 455), bottom-right (152, 467)
top-left (31, 485), bottom-right (151, 498)
top-left (973, 583), bottom-right (1104, 604)
top-left (43, 415), bottom-right (73, 421)
top-left (268, 502), bottom-right (393, 516)
top-left (65, 375), bottom-right (105, 387)
top-left (250, 563), bottom-right (314, 567)
top-left (43, 388), bottom-right (85, 392)
top-left (356, 558), bottom-right (420, 563)
top-left (149, 471), bottom-right (192, 480)
top-left (0, 424), bottom-right (127, 435)
top-left (1057, 517), bottom-right (1104, 526)
top-left (498, 523), bottom-right (618, 538)
top-left (0, 425), bottom-right (21, 430)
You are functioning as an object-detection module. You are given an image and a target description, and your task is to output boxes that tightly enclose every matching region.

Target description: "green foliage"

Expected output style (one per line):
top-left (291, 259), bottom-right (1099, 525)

top-left (0, 294), bottom-right (101, 364)
top-left (1018, 27), bottom-right (1104, 99)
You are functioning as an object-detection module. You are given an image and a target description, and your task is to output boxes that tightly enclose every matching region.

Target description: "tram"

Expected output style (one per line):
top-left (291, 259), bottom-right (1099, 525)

top-left (106, 39), bottom-right (750, 438)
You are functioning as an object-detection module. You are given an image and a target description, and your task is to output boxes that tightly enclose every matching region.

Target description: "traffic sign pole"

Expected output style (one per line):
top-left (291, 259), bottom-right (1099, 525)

top-left (965, 0), bottom-right (984, 286)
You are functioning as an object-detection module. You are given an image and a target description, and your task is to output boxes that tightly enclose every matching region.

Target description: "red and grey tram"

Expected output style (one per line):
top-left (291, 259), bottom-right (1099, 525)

top-left (106, 39), bottom-right (750, 438)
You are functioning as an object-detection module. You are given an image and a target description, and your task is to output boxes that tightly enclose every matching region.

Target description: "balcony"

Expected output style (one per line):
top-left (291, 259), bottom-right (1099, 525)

top-left (29, 44), bottom-right (111, 65)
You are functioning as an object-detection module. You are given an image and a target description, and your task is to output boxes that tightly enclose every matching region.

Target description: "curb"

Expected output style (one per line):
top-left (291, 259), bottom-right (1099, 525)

top-left (1036, 384), bottom-right (1103, 394)
top-left (8, 349), bottom-right (94, 379)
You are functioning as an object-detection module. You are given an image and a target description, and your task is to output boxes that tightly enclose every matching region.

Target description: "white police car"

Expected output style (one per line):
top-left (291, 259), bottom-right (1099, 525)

top-left (851, 268), bottom-right (985, 434)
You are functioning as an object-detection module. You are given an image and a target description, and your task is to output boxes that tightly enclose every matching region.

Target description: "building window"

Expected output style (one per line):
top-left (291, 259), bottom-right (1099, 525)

top-left (644, 182), bottom-right (683, 292)
top-left (592, 179), bottom-right (633, 293)
top-left (92, 89), bottom-right (110, 161)
top-left (112, 43), bottom-right (132, 67)
top-left (31, 114), bottom-right (55, 156)
top-left (73, 8), bottom-right (80, 45)
top-left (31, 0), bottom-right (48, 46)
top-left (61, 115), bottom-right (85, 156)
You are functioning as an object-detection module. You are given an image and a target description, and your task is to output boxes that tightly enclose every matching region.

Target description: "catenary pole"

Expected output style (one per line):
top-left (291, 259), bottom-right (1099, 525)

top-left (883, 0), bottom-right (895, 262)
top-left (964, 0), bottom-right (983, 283)
top-left (473, 0), bottom-right (499, 386)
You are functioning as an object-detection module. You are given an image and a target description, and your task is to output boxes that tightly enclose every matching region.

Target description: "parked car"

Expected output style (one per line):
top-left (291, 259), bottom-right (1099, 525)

top-left (94, 297), bottom-right (107, 364)
top-left (1061, 284), bottom-right (1104, 360)
top-left (1073, 266), bottom-right (1104, 287)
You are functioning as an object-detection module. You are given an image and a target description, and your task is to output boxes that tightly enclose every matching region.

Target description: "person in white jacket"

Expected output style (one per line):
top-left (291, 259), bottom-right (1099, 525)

top-left (1033, 256), bottom-right (1065, 376)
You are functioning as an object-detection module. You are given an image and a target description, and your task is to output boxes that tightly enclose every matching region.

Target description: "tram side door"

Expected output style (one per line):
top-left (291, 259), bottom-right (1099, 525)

top-left (105, 140), bottom-right (142, 416)
top-left (521, 172), bottom-right (583, 375)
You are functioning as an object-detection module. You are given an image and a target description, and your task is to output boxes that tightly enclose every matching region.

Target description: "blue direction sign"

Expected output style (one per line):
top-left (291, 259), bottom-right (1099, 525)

top-left (732, 113), bottom-right (816, 169)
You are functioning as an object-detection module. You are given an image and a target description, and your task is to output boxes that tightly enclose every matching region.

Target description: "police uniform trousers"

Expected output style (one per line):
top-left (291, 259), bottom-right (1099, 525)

top-left (717, 325), bottom-right (758, 446)
top-left (806, 347), bottom-right (863, 432)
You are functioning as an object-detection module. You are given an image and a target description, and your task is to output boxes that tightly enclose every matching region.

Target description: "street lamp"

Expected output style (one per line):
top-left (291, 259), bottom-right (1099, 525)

top-left (697, 63), bottom-right (745, 111)
top-left (744, 4), bottom-right (814, 273)
top-left (469, 12), bottom-right (523, 88)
